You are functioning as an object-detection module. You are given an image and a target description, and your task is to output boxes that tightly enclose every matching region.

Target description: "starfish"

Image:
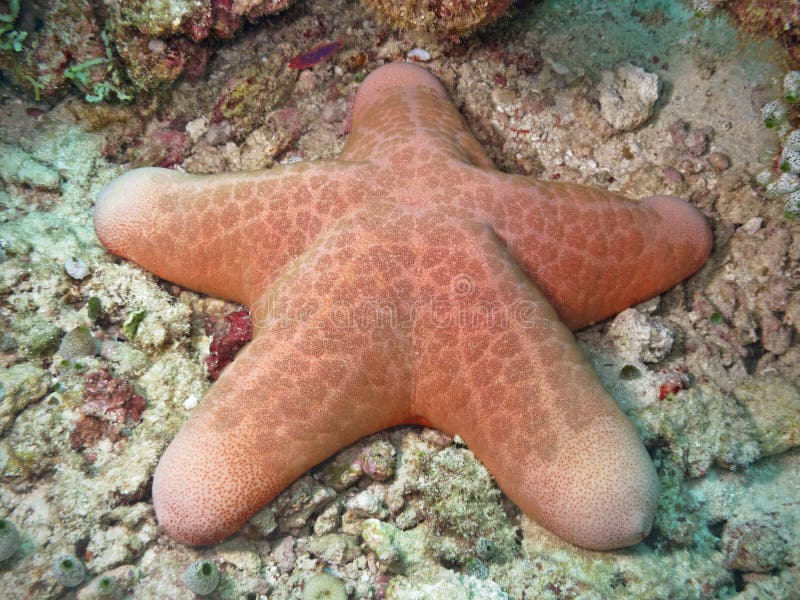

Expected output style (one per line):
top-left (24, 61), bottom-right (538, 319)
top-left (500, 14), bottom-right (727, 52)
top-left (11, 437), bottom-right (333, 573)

top-left (95, 63), bottom-right (712, 551)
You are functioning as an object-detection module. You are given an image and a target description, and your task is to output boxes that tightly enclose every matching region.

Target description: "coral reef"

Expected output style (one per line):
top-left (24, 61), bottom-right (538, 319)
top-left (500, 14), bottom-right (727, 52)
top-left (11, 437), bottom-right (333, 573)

top-left (0, 0), bottom-right (296, 100)
top-left (725, 0), bottom-right (800, 67)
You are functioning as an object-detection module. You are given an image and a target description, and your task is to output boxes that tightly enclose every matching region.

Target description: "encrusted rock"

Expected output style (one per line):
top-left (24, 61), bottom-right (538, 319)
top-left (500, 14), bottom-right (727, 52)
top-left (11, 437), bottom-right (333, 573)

top-left (358, 439), bottom-right (396, 481)
top-left (247, 505), bottom-right (278, 538)
top-left (418, 447), bottom-right (518, 565)
top-left (722, 519), bottom-right (787, 573)
top-left (313, 502), bottom-right (341, 535)
top-left (0, 363), bottom-right (50, 432)
top-left (305, 533), bottom-right (361, 565)
top-left (733, 375), bottom-right (800, 456)
top-left (361, 519), bottom-right (405, 573)
top-left (271, 535), bottom-right (296, 574)
top-left (598, 64), bottom-right (660, 132)
top-left (606, 308), bottom-right (674, 363)
top-left (638, 385), bottom-right (760, 477)
top-left (273, 475), bottom-right (336, 532)
top-left (0, 143), bottom-right (61, 189)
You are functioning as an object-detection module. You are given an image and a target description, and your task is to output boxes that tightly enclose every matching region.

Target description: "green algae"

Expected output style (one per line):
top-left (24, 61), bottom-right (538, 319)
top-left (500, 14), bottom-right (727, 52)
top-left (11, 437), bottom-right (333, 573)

top-left (122, 309), bottom-right (147, 340)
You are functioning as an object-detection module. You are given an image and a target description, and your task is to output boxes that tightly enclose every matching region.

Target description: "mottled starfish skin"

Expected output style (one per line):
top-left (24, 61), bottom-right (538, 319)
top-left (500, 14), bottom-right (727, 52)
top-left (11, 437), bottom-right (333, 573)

top-left (95, 63), bottom-right (712, 550)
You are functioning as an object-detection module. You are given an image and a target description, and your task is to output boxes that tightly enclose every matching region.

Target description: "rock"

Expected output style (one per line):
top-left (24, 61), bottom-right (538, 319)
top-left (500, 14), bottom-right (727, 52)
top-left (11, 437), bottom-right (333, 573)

top-left (247, 505), bottom-right (277, 538)
top-left (272, 475), bottom-right (336, 532)
top-left (345, 490), bottom-right (388, 519)
top-left (733, 375), bottom-right (800, 456)
top-left (606, 308), bottom-right (674, 363)
top-left (361, 519), bottom-right (405, 573)
top-left (598, 64), bottom-right (660, 132)
top-left (722, 519), bottom-right (787, 572)
top-left (306, 533), bottom-right (361, 565)
top-left (0, 143), bottom-right (60, 189)
top-left (0, 363), bottom-right (49, 432)
top-left (64, 257), bottom-right (91, 280)
top-left (740, 217), bottom-right (763, 235)
top-left (706, 152), bottom-right (731, 171)
top-left (271, 536), bottom-right (296, 574)
top-left (313, 502), bottom-right (341, 535)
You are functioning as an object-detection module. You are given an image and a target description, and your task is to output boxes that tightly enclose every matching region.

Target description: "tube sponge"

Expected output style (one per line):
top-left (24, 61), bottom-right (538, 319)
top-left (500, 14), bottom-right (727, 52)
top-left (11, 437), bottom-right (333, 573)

top-left (183, 560), bottom-right (219, 596)
top-left (52, 555), bottom-right (86, 588)
top-left (303, 573), bottom-right (347, 600)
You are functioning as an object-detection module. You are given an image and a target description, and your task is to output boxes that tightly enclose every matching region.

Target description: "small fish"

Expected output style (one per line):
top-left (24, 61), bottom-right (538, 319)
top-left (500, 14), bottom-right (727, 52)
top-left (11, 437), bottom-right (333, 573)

top-left (288, 39), bottom-right (344, 69)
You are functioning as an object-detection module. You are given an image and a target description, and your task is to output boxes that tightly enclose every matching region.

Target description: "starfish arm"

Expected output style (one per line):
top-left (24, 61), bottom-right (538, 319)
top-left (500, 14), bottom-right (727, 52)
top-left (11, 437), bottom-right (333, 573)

top-left (152, 213), bottom-right (417, 545)
top-left (411, 224), bottom-right (660, 551)
top-left (94, 162), bottom-right (375, 305)
top-left (478, 174), bottom-right (713, 329)
top-left (340, 62), bottom-right (495, 169)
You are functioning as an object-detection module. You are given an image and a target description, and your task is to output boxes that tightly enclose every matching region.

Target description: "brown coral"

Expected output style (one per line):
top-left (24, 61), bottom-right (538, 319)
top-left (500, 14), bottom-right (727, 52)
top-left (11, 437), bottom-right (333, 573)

top-left (726, 0), bottom-right (800, 67)
top-left (360, 0), bottom-right (514, 36)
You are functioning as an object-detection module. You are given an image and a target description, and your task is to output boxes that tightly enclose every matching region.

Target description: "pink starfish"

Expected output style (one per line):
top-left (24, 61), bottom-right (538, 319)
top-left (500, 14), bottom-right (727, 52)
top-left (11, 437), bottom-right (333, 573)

top-left (95, 63), bottom-right (712, 550)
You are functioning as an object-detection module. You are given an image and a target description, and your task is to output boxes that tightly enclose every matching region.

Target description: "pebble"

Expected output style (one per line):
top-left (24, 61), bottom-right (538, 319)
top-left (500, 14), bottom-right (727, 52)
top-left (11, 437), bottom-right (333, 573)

top-left (607, 308), bottom-right (674, 363)
top-left (271, 536), bottom-right (296, 574)
top-left (706, 151), bottom-right (731, 171)
top-left (148, 39), bottom-right (166, 53)
top-left (407, 48), bottom-right (431, 62)
top-left (65, 257), bottom-right (90, 280)
top-left (663, 166), bottom-right (683, 183)
top-left (597, 63), bottom-right (660, 132)
top-left (740, 217), bottom-right (763, 235)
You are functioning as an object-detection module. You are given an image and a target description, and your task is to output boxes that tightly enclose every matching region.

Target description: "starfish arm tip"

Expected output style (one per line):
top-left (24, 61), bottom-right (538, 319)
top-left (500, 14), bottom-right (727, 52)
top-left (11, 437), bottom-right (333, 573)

top-left (643, 194), bottom-right (714, 269)
top-left (536, 416), bottom-right (661, 551)
top-left (94, 166), bottom-right (175, 257)
top-left (353, 62), bottom-right (447, 120)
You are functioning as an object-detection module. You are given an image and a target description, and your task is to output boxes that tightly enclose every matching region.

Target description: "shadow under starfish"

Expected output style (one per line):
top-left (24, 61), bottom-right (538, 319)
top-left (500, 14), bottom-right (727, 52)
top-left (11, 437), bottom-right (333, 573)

top-left (94, 62), bottom-right (713, 551)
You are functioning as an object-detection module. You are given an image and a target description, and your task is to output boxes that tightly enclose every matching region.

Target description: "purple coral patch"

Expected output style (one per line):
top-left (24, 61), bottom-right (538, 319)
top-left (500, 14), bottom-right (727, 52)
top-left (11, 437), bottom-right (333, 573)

top-left (204, 309), bottom-right (254, 380)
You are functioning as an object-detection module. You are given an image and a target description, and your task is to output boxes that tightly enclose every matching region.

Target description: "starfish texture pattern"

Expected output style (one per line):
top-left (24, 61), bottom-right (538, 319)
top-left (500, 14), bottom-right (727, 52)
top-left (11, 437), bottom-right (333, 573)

top-left (95, 63), bottom-right (712, 550)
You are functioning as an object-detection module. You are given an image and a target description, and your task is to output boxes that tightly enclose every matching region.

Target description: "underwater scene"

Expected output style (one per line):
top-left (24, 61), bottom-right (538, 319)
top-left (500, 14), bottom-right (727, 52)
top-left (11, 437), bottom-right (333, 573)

top-left (0, 0), bottom-right (799, 598)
